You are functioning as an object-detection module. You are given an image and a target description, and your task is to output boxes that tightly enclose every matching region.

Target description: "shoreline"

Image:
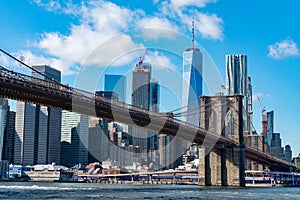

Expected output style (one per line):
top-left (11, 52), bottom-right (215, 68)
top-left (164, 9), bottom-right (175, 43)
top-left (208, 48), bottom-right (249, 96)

top-left (2, 178), bottom-right (299, 187)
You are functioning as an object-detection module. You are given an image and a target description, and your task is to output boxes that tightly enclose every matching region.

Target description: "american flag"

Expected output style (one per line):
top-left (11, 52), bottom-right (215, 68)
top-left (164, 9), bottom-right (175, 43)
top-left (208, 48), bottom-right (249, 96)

top-left (221, 84), bottom-right (227, 90)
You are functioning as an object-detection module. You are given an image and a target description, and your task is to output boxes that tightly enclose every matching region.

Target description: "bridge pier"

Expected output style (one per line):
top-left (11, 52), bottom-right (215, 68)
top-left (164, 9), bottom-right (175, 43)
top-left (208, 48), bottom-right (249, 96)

top-left (226, 147), bottom-right (245, 186)
top-left (198, 95), bottom-right (246, 187)
top-left (198, 146), bottom-right (245, 187)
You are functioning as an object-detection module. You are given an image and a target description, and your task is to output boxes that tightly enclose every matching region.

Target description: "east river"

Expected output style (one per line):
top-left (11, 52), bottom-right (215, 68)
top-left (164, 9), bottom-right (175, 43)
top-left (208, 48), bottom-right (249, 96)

top-left (0, 182), bottom-right (300, 199)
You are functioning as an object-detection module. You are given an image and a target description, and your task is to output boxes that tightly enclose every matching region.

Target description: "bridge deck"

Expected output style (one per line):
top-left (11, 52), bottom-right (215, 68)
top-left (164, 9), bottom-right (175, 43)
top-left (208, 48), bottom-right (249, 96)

top-left (0, 66), bottom-right (295, 171)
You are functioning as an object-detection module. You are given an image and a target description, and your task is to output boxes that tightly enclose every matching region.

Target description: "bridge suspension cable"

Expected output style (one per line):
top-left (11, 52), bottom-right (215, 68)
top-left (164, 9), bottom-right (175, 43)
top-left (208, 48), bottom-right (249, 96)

top-left (0, 48), bottom-right (58, 83)
top-left (0, 48), bottom-right (101, 101)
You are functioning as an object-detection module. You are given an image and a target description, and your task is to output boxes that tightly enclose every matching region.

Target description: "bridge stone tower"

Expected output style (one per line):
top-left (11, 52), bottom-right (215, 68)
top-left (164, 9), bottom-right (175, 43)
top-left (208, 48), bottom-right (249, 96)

top-left (198, 94), bottom-right (245, 187)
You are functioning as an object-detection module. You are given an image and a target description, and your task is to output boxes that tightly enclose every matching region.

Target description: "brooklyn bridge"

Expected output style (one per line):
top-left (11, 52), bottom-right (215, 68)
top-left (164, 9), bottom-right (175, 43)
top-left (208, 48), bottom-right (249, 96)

top-left (0, 50), bottom-right (297, 187)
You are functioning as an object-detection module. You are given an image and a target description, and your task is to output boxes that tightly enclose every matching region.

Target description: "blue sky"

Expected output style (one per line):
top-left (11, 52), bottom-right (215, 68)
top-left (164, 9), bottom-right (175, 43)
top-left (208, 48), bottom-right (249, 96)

top-left (0, 0), bottom-right (299, 157)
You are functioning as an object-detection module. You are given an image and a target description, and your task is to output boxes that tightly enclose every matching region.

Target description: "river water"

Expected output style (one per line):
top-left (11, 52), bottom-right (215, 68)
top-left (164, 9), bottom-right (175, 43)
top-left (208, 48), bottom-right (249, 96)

top-left (0, 182), bottom-right (299, 199)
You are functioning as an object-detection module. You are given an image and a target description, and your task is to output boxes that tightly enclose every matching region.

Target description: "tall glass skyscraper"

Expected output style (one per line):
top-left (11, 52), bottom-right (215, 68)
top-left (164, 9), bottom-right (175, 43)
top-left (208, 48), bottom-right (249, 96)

top-left (150, 78), bottom-right (160, 112)
top-left (0, 98), bottom-right (8, 161)
top-left (226, 55), bottom-right (247, 96)
top-left (247, 76), bottom-right (253, 133)
top-left (131, 63), bottom-right (152, 161)
top-left (267, 111), bottom-right (274, 146)
top-left (60, 111), bottom-right (89, 167)
top-left (226, 54), bottom-right (249, 131)
top-left (149, 78), bottom-right (160, 151)
top-left (2, 110), bottom-right (16, 163)
top-left (182, 44), bottom-right (203, 126)
top-left (104, 74), bottom-right (127, 102)
top-left (14, 65), bottom-right (62, 165)
top-left (132, 63), bottom-right (151, 110)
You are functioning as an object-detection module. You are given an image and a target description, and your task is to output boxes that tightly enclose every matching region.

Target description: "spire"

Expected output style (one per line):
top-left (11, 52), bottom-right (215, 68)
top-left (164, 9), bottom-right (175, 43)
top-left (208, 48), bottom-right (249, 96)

top-left (186, 18), bottom-right (199, 52)
top-left (192, 18), bottom-right (195, 49)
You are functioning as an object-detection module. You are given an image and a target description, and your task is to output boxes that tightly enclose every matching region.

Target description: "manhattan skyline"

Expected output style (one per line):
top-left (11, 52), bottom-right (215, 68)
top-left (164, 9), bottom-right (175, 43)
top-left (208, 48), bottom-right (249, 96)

top-left (0, 0), bottom-right (299, 157)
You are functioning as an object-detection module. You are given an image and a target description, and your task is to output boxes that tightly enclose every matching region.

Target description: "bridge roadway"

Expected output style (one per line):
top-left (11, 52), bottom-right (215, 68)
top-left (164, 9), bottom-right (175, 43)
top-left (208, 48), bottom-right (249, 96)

top-left (0, 66), bottom-right (295, 171)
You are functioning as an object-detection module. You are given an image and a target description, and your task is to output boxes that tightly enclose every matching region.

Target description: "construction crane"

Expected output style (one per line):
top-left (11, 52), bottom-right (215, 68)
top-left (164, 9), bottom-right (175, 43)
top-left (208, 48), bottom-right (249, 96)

top-left (258, 96), bottom-right (268, 138)
top-left (257, 96), bottom-right (266, 114)
top-left (137, 48), bottom-right (147, 66)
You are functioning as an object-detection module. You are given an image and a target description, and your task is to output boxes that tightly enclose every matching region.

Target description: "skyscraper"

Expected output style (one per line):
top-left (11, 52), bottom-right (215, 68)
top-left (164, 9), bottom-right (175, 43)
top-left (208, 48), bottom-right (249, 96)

top-left (14, 65), bottom-right (61, 165)
top-left (2, 110), bottom-right (16, 163)
top-left (132, 63), bottom-right (151, 110)
top-left (0, 98), bottom-right (8, 161)
top-left (247, 77), bottom-right (253, 133)
top-left (61, 111), bottom-right (89, 167)
top-left (284, 145), bottom-right (292, 163)
top-left (261, 112), bottom-right (268, 139)
top-left (162, 20), bottom-right (203, 170)
top-left (150, 78), bottom-right (160, 113)
top-left (226, 55), bottom-right (247, 96)
top-left (14, 102), bottom-right (37, 165)
top-left (90, 92), bottom-right (117, 163)
top-left (270, 132), bottom-right (285, 160)
top-left (226, 54), bottom-right (248, 131)
top-left (104, 74), bottom-right (127, 102)
top-left (267, 111), bottom-right (274, 146)
top-left (131, 63), bottom-right (152, 161)
top-left (159, 135), bottom-right (184, 170)
top-left (32, 65), bottom-right (62, 164)
top-left (182, 21), bottom-right (203, 126)
top-left (149, 79), bottom-right (160, 153)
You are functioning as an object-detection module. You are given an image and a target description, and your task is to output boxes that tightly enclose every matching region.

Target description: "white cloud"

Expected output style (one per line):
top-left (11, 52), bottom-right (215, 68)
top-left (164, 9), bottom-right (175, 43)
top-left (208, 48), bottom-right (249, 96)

top-left (25, 0), bottom-right (223, 75)
top-left (195, 12), bottom-right (224, 40)
top-left (253, 93), bottom-right (271, 102)
top-left (85, 34), bottom-right (144, 67)
top-left (136, 17), bottom-right (179, 40)
top-left (0, 49), bottom-right (75, 75)
top-left (160, 0), bottom-right (224, 40)
top-left (31, 0), bottom-right (62, 12)
top-left (31, 1), bottom-right (144, 74)
top-left (268, 37), bottom-right (300, 60)
top-left (18, 50), bottom-right (76, 75)
top-left (170, 0), bottom-right (217, 9)
top-left (144, 51), bottom-right (177, 70)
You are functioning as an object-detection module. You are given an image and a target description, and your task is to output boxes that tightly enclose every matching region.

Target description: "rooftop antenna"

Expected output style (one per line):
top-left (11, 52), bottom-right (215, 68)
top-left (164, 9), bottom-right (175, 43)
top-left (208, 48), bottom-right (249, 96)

top-left (192, 18), bottom-right (195, 49)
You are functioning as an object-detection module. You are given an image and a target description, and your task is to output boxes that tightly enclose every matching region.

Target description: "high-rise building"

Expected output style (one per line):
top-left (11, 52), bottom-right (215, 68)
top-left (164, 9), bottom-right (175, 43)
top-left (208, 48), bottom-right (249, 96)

top-left (131, 63), bottom-right (151, 161)
top-left (14, 65), bottom-right (61, 165)
top-left (293, 154), bottom-right (300, 169)
top-left (14, 102), bottom-right (36, 165)
top-left (270, 133), bottom-right (284, 160)
top-left (267, 111), bottom-right (274, 146)
top-left (104, 74), bottom-right (127, 102)
top-left (2, 111), bottom-right (16, 163)
top-left (150, 78), bottom-right (160, 112)
top-left (247, 77), bottom-right (253, 133)
top-left (226, 55), bottom-right (247, 96)
top-left (284, 145), bottom-right (292, 163)
top-left (32, 65), bottom-right (62, 165)
top-left (132, 63), bottom-right (151, 110)
top-left (226, 54), bottom-right (249, 131)
top-left (159, 135), bottom-right (184, 169)
top-left (182, 39), bottom-right (203, 126)
top-left (88, 119), bottom-right (110, 164)
top-left (0, 98), bottom-right (8, 161)
top-left (60, 111), bottom-right (89, 167)
top-left (108, 122), bottom-right (131, 167)
top-left (149, 78), bottom-right (160, 151)
top-left (245, 133), bottom-right (265, 171)
top-left (161, 21), bottom-right (203, 170)
top-left (261, 112), bottom-right (268, 140)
